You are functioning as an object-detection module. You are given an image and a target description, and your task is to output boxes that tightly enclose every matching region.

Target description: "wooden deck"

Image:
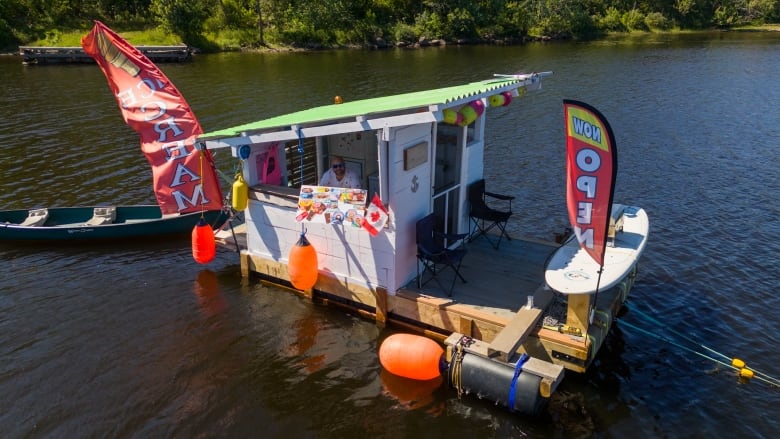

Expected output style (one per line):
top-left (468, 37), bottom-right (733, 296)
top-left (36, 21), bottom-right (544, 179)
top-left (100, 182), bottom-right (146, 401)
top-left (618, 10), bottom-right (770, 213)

top-left (221, 225), bottom-right (634, 374)
top-left (402, 234), bottom-right (559, 320)
top-left (216, 223), bottom-right (558, 319)
top-left (18, 46), bottom-right (192, 64)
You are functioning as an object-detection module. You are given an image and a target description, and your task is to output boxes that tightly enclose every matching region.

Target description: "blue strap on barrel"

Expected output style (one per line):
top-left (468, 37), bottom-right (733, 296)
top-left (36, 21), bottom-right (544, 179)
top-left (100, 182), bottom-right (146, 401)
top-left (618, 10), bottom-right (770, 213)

top-left (508, 353), bottom-right (530, 410)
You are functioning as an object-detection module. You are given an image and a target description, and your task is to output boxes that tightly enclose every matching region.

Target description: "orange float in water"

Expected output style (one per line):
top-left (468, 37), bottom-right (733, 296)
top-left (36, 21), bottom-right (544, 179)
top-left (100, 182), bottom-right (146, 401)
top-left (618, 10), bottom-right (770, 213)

top-left (192, 218), bottom-right (216, 264)
top-left (288, 231), bottom-right (318, 290)
top-left (379, 333), bottom-right (444, 381)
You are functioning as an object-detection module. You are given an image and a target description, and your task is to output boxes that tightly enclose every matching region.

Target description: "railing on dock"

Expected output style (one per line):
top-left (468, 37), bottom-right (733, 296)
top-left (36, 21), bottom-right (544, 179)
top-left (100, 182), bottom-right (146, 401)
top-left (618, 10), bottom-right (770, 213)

top-left (18, 45), bottom-right (193, 64)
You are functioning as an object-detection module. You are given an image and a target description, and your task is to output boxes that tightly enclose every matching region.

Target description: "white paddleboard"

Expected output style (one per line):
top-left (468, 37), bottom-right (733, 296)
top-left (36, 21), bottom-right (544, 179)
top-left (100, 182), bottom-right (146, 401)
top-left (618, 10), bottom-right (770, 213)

top-left (545, 204), bottom-right (649, 295)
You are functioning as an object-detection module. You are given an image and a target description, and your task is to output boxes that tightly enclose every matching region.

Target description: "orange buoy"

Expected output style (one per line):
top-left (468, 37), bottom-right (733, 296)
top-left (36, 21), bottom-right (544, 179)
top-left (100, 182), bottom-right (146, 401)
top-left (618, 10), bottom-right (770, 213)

top-left (287, 231), bottom-right (318, 290)
top-left (379, 333), bottom-right (444, 381)
top-left (192, 218), bottom-right (216, 264)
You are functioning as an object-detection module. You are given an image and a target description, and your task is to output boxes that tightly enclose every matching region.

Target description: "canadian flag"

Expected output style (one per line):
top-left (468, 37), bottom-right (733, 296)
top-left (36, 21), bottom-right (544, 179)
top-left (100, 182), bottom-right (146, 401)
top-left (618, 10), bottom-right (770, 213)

top-left (362, 194), bottom-right (389, 237)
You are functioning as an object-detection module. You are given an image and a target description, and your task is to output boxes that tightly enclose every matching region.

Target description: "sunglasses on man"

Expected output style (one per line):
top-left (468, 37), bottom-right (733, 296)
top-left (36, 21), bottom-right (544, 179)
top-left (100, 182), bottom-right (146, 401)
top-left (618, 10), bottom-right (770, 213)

top-left (332, 163), bottom-right (345, 169)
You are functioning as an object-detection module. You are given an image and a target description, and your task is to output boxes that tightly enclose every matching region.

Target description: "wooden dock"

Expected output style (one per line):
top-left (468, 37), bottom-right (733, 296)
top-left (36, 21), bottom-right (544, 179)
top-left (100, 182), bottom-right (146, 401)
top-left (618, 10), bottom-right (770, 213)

top-left (18, 45), bottom-right (192, 64)
top-left (221, 226), bottom-right (635, 375)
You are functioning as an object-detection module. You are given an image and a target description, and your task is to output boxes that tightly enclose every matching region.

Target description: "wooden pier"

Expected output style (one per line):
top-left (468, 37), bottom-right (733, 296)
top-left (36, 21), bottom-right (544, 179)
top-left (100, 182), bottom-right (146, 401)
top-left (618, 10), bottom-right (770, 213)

top-left (18, 45), bottom-right (192, 64)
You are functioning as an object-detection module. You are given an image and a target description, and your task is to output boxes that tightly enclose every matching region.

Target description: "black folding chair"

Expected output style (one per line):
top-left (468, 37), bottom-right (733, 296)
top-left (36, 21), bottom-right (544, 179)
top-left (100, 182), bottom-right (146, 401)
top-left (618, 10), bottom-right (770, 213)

top-left (416, 213), bottom-right (468, 297)
top-left (468, 179), bottom-right (514, 249)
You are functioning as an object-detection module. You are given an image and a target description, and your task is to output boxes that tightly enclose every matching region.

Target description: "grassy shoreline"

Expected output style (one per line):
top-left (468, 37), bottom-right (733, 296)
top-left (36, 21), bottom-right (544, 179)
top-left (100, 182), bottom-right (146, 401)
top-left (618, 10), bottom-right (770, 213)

top-left (4, 24), bottom-right (779, 55)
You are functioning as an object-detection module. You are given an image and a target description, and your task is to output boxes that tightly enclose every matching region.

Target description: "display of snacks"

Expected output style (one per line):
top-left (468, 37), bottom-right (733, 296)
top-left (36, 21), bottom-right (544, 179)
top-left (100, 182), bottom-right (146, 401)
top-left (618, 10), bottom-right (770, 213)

top-left (295, 185), bottom-right (368, 226)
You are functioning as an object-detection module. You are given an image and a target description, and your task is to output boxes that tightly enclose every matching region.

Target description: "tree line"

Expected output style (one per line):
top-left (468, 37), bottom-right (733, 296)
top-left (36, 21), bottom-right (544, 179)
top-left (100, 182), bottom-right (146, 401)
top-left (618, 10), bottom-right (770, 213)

top-left (2, 0), bottom-right (778, 51)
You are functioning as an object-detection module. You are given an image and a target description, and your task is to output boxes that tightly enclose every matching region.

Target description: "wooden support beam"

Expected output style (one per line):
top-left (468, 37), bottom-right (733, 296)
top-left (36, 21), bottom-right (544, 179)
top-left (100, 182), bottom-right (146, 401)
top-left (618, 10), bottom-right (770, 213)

top-left (522, 357), bottom-right (565, 397)
top-left (459, 316), bottom-right (474, 336)
top-left (566, 294), bottom-right (591, 335)
top-left (239, 251), bottom-right (251, 277)
top-left (375, 287), bottom-right (387, 327)
top-left (487, 307), bottom-right (543, 362)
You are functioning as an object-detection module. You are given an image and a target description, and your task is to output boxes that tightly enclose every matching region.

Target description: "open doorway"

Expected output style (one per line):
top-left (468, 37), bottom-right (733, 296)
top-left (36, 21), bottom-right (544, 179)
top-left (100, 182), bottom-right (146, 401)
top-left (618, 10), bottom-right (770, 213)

top-left (432, 123), bottom-right (464, 236)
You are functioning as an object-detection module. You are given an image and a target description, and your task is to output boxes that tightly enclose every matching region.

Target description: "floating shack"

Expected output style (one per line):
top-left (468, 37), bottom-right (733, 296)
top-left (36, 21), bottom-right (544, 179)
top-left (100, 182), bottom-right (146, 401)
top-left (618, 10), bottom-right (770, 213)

top-left (203, 73), bottom-right (647, 414)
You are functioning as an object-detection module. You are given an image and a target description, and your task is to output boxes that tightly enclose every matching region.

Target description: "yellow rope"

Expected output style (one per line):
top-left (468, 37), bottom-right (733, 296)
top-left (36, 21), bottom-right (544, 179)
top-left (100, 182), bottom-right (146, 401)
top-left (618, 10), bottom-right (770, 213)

top-left (620, 319), bottom-right (780, 388)
top-left (451, 340), bottom-right (466, 398)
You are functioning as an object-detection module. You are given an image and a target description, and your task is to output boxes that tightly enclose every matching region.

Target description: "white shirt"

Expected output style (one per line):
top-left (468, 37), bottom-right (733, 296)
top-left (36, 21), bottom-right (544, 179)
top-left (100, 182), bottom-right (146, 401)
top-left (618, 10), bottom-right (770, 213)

top-left (319, 168), bottom-right (360, 188)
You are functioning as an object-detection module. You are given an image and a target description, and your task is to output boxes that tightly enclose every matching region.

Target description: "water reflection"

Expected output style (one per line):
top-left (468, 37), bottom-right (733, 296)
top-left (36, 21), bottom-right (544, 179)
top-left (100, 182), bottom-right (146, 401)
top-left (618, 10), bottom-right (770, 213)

top-left (284, 311), bottom-right (327, 373)
top-left (193, 269), bottom-right (227, 317)
top-left (380, 369), bottom-right (445, 414)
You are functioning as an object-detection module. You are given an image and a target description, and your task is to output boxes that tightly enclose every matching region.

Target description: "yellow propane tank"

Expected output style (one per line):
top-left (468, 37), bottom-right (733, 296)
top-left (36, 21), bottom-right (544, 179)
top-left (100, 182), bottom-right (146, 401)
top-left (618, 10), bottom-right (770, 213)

top-left (232, 173), bottom-right (248, 211)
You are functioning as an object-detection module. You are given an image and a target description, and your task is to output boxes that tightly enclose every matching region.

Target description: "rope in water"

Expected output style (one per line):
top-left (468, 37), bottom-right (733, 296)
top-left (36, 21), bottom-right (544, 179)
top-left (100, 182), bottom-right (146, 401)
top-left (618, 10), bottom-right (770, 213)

top-left (620, 308), bottom-right (780, 388)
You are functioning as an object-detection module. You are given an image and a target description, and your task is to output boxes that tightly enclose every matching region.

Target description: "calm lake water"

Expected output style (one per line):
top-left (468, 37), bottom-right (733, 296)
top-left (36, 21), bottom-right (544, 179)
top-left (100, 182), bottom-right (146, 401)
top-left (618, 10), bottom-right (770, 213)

top-left (1, 32), bottom-right (779, 438)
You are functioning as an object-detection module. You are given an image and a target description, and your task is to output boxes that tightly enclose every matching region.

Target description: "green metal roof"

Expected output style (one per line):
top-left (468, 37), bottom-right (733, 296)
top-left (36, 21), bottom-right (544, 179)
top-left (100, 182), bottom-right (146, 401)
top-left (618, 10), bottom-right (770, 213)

top-left (200, 77), bottom-right (527, 140)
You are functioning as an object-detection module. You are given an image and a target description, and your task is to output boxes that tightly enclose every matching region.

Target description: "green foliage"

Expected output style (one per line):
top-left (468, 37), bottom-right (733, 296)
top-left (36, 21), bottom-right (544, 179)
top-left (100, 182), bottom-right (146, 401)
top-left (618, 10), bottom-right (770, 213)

top-left (622, 9), bottom-right (648, 30)
top-left (393, 23), bottom-right (417, 42)
top-left (1, 0), bottom-right (779, 51)
top-left (218, 0), bottom-right (259, 29)
top-left (674, 0), bottom-right (709, 28)
top-left (151, 0), bottom-right (215, 43)
top-left (569, 9), bottom-right (600, 39)
top-left (750, 0), bottom-right (780, 22)
top-left (0, 19), bottom-right (16, 47)
top-left (415, 10), bottom-right (445, 39)
top-left (644, 12), bottom-right (672, 30)
top-left (528, 0), bottom-right (599, 39)
top-left (275, 19), bottom-right (333, 46)
top-left (500, 1), bottom-right (531, 36)
top-left (600, 6), bottom-right (627, 31)
top-left (713, 5), bottom-right (739, 28)
top-left (41, 29), bottom-right (64, 45)
top-left (446, 8), bottom-right (478, 39)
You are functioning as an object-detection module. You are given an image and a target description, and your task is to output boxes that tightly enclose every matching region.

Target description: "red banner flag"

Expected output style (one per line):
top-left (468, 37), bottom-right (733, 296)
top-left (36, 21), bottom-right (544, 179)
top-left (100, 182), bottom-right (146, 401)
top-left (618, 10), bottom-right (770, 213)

top-left (81, 21), bottom-right (223, 215)
top-left (563, 100), bottom-right (618, 266)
